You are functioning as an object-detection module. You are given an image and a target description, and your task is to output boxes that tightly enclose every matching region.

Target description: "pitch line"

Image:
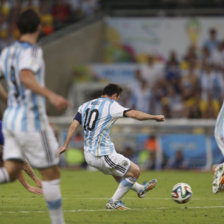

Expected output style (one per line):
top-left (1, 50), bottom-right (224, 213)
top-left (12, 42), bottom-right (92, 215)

top-left (2, 197), bottom-right (224, 201)
top-left (1, 205), bottom-right (224, 214)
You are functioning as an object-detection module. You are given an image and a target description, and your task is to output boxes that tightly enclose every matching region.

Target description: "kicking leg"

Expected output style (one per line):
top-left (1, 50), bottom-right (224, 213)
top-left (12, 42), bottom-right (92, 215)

top-left (112, 166), bottom-right (144, 194)
top-left (112, 162), bottom-right (157, 198)
top-left (106, 162), bottom-right (140, 210)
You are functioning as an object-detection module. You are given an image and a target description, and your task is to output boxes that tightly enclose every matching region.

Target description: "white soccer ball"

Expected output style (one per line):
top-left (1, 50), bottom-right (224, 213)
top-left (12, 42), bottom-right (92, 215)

top-left (171, 182), bottom-right (192, 204)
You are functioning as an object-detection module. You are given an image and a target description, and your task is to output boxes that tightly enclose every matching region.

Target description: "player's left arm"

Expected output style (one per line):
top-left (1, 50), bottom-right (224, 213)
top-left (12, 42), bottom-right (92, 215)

top-left (18, 172), bottom-right (42, 195)
top-left (125, 109), bottom-right (165, 122)
top-left (58, 119), bottom-right (80, 155)
top-left (23, 160), bottom-right (42, 187)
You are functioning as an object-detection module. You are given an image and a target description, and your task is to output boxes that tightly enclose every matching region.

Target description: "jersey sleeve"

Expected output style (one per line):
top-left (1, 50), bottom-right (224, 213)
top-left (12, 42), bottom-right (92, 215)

top-left (19, 47), bottom-right (43, 74)
top-left (73, 105), bottom-right (83, 124)
top-left (110, 101), bottom-right (130, 118)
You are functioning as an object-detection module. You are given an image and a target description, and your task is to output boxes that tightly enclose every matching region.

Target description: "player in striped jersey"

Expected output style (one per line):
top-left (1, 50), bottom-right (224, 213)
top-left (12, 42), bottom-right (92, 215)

top-left (0, 9), bottom-right (70, 223)
top-left (59, 83), bottom-right (165, 210)
top-left (213, 102), bottom-right (224, 193)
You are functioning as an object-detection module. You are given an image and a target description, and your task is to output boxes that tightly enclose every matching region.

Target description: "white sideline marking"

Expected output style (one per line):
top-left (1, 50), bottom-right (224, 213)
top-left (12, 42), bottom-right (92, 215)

top-left (1, 206), bottom-right (224, 214)
top-left (3, 197), bottom-right (224, 201)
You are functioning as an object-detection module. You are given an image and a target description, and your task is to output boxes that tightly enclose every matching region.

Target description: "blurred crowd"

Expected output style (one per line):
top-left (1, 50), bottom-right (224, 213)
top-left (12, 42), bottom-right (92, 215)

top-left (0, 0), bottom-right (100, 51)
top-left (121, 28), bottom-right (224, 119)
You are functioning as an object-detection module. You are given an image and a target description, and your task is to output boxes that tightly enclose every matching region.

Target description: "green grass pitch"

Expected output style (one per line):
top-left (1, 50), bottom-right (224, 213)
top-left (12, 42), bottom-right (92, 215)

top-left (1, 169), bottom-right (224, 224)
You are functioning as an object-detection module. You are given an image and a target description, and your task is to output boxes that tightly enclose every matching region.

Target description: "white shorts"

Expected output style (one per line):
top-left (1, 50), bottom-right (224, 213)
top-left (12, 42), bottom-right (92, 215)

top-left (84, 150), bottom-right (131, 177)
top-left (3, 126), bottom-right (59, 169)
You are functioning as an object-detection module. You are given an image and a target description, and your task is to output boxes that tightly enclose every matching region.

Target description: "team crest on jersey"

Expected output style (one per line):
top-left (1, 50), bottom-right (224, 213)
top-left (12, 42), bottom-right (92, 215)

top-left (122, 160), bottom-right (128, 167)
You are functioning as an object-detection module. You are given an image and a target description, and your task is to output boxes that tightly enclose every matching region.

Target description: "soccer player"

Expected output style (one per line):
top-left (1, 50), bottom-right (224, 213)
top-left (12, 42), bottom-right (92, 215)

top-left (0, 9), bottom-right (70, 224)
top-left (212, 103), bottom-right (224, 193)
top-left (58, 83), bottom-right (165, 210)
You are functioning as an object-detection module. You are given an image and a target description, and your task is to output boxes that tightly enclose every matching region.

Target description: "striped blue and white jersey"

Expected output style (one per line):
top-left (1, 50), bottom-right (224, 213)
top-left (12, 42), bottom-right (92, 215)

top-left (75, 97), bottom-right (130, 156)
top-left (0, 41), bottom-right (48, 132)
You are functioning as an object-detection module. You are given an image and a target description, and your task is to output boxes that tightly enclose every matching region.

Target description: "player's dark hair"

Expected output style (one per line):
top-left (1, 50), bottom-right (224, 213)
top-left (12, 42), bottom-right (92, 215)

top-left (102, 83), bottom-right (123, 97)
top-left (17, 9), bottom-right (41, 34)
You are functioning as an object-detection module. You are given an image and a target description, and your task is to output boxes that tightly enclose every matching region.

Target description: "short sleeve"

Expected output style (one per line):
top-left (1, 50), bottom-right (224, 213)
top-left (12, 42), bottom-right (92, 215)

top-left (110, 101), bottom-right (130, 118)
top-left (19, 47), bottom-right (43, 73)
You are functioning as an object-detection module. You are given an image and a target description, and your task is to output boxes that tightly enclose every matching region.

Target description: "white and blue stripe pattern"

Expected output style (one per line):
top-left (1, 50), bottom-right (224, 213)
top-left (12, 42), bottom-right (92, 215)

top-left (78, 97), bottom-right (129, 156)
top-left (0, 41), bottom-right (48, 132)
top-left (215, 103), bottom-right (224, 140)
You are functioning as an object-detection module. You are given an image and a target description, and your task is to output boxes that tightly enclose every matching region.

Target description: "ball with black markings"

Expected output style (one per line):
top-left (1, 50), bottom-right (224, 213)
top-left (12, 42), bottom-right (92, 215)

top-left (171, 183), bottom-right (192, 204)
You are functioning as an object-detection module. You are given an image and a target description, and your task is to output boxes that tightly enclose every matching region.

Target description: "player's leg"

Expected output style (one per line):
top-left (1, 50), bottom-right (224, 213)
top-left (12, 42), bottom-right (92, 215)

top-left (112, 164), bottom-right (157, 198)
top-left (39, 165), bottom-right (65, 224)
top-left (111, 161), bottom-right (140, 199)
top-left (0, 159), bottom-right (24, 183)
top-left (109, 161), bottom-right (157, 204)
top-left (113, 175), bottom-right (143, 192)
top-left (23, 128), bottom-right (65, 224)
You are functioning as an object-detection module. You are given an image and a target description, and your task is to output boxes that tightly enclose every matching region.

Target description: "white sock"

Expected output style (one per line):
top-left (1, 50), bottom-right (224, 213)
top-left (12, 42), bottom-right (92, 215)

top-left (111, 177), bottom-right (137, 202)
top-left (131, 182), bottom-right (144, 192)
top-left (114, 177), bottom-right (143, 193)
top-left (42, 179), bottom-right (65, 224)
top-left (0, 167), bottom-right (10, 183)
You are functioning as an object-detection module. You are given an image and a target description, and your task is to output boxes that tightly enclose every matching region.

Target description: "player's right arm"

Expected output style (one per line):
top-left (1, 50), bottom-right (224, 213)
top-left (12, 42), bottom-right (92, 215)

top-left (58, 119), bottom-right (80, 155)
top-left (125, 109), bottom-right (165, 122)
top-left (20, 69), bottom-right (70, 111)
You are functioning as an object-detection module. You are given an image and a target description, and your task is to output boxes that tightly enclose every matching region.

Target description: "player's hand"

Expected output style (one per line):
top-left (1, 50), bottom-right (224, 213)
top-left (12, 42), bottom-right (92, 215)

top-left (155, 115), bottom-right (165, 122)
top-left (58, 145), bottom-right (67, 156)
top-left (27, 186), bottom-right (42, 195)
top-left (49, 93), bottom-right (72, 111)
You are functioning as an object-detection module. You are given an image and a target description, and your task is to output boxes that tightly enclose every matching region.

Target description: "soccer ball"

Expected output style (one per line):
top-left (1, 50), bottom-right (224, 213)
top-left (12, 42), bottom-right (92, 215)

top-left (171, 183), bottom-right (192, 204)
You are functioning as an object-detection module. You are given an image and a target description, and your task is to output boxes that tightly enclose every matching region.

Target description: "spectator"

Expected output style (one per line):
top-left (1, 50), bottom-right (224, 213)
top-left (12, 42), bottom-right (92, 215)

top-left (132, 79), bottom-right (153, 114)
top-left (139, 135), bottom-right (158, 170)
top-left (203, 28), bottom-right (219, 54)
top-left (141, 55), bottom-right (165, 88)
top-left (199, 62), bottom-right (223, 101)
top-left (81, 0), bottom-right (100, 16)
top-left (200, 46), bottom-right (212, 67)
top-left (152, 79), bottom-right (168, 114)
top-left (166, 149), bottom-right (189, 170)
top-left (67, 0), bottom-right (83, 21)
top-left (200, 92), bottom-right (220, 118)
top-left (51, 0), bottom-right (70, 30)
top-left (164, 59), bottom-right (181, 94)
top-left (166, 86), bottom-right (184, 118)
top-left (142, 150), bottom-right (157, 170)
top-left (180, 62), bottom-right (199, 101)
top-left (211, 41), bottom-right (224, 69)
top-left (40, 1), bottom-right (54, 36)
